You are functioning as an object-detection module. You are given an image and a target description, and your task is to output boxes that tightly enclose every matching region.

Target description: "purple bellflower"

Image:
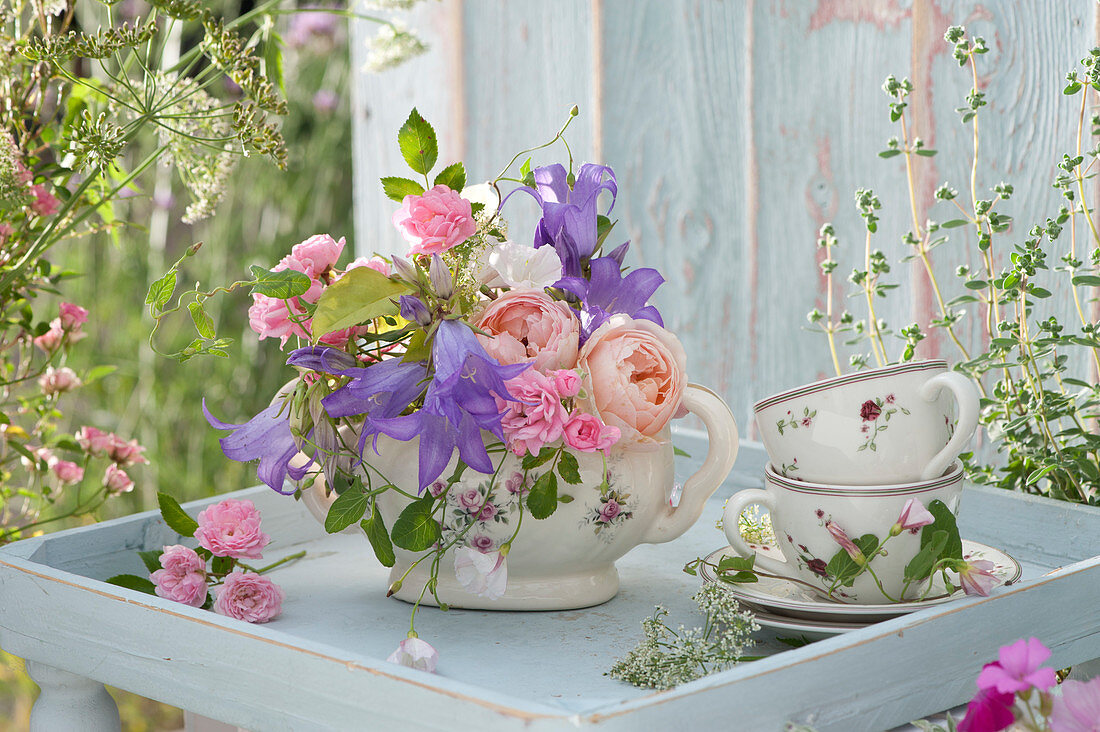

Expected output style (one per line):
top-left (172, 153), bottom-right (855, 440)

top-left (557, 256), bottom-right (665, 343)
top-left (203, 399), bottom-right (313, 495)
top-left (506, 163), bottom-right (618, 279)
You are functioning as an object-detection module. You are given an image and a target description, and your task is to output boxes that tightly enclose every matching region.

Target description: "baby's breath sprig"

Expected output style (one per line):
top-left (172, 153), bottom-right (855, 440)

top-left (607, 583), bottom-right (760, 690)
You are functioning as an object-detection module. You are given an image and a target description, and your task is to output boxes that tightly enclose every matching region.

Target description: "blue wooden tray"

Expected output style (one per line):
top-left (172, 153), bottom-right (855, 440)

top-left (1, 436), bottom-right (1098, 731)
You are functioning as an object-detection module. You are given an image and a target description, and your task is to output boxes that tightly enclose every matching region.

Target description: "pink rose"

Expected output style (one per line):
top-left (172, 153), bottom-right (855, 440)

top-left (59, 302), bottom-right (88, 330)
top-left (248, 294), bottom-right (311, 344)
top-left (287, 234), bottom-right (345, 278)
top-left (29, 184), bottom-right (60, 216)
top-left (195, 498), bottom-right (269, 559)
top-left (496, 369), bottom-right (570, 456)
top-left (598, 499), bottom-right (622, 523)
top-left (51, 460), bottom-right (84, 484)
top-left (38, 366), bottom-right (80, 395)
top-left (213, 571), bottom-right (284, 623)
top-left (76, 426), bottom-right (113, 455)
top-left (552, 369), bottom-right (582, 398)
top-left (392, 185), bottom-right (476, 256)
top-left (103, 464), bottom-right (134, 494)
top-left (453, 547), bottom-right (507, 599)
top-left (345, 256), bottom-right (391, 277)
top-left (473, 289), bottom-right (580, 372)
top-left (106, 434), bottom-right (148, 466)
top-left (387, 637), bottom-right (438, 673)
top-left (150, 545), bottom-right (208, 607)
top-left (563, 411), bottom-right (621, 453)
top-left (577, 315), bottom-right (687, 448)
top-left (32, 325), bottom-right (64, 353)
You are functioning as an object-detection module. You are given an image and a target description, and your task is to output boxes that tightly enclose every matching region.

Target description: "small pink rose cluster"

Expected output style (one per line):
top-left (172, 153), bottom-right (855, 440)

top-left (958, 637), bottom-right (1100, 732)
top-left (474, 289), bottom-right (687, 454)
top-left (76, 426), bottom-right (150, 495)
top-left (149, 498), bottom-right (284, 623)
top-left (248, 234), bottom-right (391, 349)
top-left (33, 302), bottom-right (88, 354)
top-left (2, 136), bottom-right (61, 227)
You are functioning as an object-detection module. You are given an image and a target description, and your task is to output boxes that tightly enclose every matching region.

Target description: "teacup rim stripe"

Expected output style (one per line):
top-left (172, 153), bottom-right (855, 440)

top-left (752, 360), bottom-right (948, 413)
top-left (766, 471), bottom-right (962, 496)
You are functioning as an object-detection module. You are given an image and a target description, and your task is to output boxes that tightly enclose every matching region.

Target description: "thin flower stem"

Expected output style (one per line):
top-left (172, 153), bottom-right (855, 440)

top-left (863, 230), bottom-right (887, 366)
top-left (242, 550), bottom-right (307, 575)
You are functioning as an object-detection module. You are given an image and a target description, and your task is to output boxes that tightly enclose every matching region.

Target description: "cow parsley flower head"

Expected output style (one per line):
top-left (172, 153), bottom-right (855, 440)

top-left (364, 22), bottom-right (427, 73)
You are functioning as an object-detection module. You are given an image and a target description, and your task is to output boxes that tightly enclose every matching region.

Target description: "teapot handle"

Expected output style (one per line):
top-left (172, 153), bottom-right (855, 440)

top-left (641, 384), bottom-right (739, 544)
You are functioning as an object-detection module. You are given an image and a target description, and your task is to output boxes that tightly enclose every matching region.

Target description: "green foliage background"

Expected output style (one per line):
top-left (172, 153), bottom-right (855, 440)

top-left (0, 18), bottom-right (354, 730)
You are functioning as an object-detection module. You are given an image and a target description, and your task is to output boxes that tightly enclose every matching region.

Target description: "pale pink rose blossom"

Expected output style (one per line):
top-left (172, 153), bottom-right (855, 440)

top-left (213, 571), bottom-right (284, 623)
top-left (287, 234), bottom-right (345, 278)
top-left (345, 255), bottom-right (391, 276)
top-left (32, 325), bottom-right (64, 353)
top-left (103, 464), bottom-right (134, 494)
top-left (473, 289), bottom-right (580, 372)
top-left (76, 426), bottom-right (113, 455)
top-left (386, 637), bottom-right (438, 673)
top-left (391, 185), bottom-right (476, 256)
top-left (52, 316), bottom-right (87, 345)
top-left (106, 434), bottom-right (148, 466)
top-left (552, 369), bottom-right (582, 398)
top-left (58, 303), bottom-right (88, 330)
top-left (453, 546), bottom-right (508, 599)
top-left (29, 184), bottom-right (60, 216)
top-left (563, 411), bottom-right (621, 453)
top-left (893, 498), bottom-right (935, 534)
top-left (195, 498), bottom-right (269, 559)
top-left (576, 315), bottom-right (687, 449)
top-left (1051, 677), bottom-right (1100, 732)
top-left (150, 545), bottom-right (208, 607)
top-left (51, 460), bottom-right (84, 484)
top-left (496, 369), bottom-right (570, 456)
top-left (38, 366), bottom-right (80, 395)
top-left (248, 294), bottom-right (310, 344)
top-left (958, 559), bottom-right (999, 597)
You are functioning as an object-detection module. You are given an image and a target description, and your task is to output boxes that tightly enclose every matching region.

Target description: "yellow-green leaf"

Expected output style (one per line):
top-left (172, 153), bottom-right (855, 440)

top-left (311, 267), bottom-right (410, 341)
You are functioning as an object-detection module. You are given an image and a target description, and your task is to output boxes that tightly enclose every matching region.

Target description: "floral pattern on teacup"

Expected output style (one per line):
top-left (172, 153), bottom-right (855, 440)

top-left (857, 394), bottom-right (911, 452)
top-left (584, 489), bottom-right (636, 540)
top-left (775, 406), bottom-right (816, 436)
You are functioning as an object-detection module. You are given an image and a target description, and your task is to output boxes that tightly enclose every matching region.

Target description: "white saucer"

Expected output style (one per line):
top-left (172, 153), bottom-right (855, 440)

top-left (752, 608), bottom-right (865, 640)
top-left (699, 539), bottom-right (1022, 623)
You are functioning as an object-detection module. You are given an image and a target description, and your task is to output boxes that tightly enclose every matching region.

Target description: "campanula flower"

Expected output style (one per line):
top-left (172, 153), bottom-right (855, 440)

top-left (204, 399), bottom-right (313, 495)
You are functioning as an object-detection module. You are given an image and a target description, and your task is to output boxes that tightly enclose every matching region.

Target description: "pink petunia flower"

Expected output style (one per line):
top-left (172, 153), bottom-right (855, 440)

top-left (213, 571), bottom-right (284, 623)
top-left (1050, 677), bottom-right (1100, 732)
top-left (976, 637), bottom-right (1057, 695)
top-left (453, 546), bottom-right (507, 599)
top-left (194, 498), bottom-right (269, 559)
top-left (386, 637), bottom-right (438, 673)
top-left (958, 559), bottom-right (1000, 597)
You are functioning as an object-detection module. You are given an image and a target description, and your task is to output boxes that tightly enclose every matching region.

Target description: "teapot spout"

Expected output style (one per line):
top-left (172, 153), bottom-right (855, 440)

top-left (641, 384), bottom-right (739, 544)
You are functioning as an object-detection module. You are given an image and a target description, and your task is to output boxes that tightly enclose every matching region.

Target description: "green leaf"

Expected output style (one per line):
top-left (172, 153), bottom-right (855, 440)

top-left (310, 266), bottom-right (410, 341)
top-left (137, 550), bottom-right (163, 575)
top-left (84, 365), bottom-right (117, 384)
top-left (361, 500), bottom-right (396, 567)
top-left (558, 494), bottom-right (574, 503)
top-left (381, 176), bottom-right (425, 202)
top-left (673, 446), bottom-right (691, 458)
top-left (1065, 82), bottom-right (1083, 95)
top-left (904, 529), bottom-right (947, 582)
top-left (434, 162), bottom-right (466, 191)
top-left (718, 555), bottom-right (756, 573)
top-left (188, 301), bottom-right (216, 339)
top-left (921, 499), bottom-right (963, 561)
top-left (557, 451), bottom-right (582, 485)
top-left (520, 157), bottom-right (534, 187)
top-left (402, 329), bottom-right (431, 363)
top-left (106, 574), bottom-right (157, 595)
top-left (941, 219), bottom-right (970, 229)
top-left (521, 446), bottom-right (557, 471)
top-left (964, 280), bottom-right (989, 290)
top-left (398, 108), bottom-right (438, 175)
top-left (248, 265), bottom-right (311, 299)
top-left (526, 471), bottom-right (558, 519)
top-left (263, 32), bottom-right (286, 97)
top-left (1026, 465), bottom-right (1056, 486)
top-left (211, 555), bottom-right (234, 575)
top-left (146, 270), bottom-right (177, 311)
top-left (325, 485), bottom-right (369, 533)
top-left (914, 149), bottom-right (938, 157)
top-left (824, 534), bottom-right (880, 587)
top-left (1072, 274), bottom-right (1100, 286)
top-left (391, 496), bottom-right (441, 551)
top-left (878, 150), bottom-right (902, 158)
top-left (158, 492), bottom-right (199, 538)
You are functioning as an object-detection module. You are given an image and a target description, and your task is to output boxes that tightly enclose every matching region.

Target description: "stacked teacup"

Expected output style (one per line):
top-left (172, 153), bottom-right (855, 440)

top-left (722, 360), bottom-right (980, 604)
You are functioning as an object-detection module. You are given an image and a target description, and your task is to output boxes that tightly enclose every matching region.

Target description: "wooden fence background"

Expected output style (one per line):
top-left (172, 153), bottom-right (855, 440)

top-left (348, 0), bottom-right (1099, 437)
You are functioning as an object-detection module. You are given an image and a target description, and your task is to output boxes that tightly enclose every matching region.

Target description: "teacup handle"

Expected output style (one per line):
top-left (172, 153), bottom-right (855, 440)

top-left (721, 488), bottom-right (793, 578)
top-left (641, 384), bottom-right (739, 543)
top-left (918, 371), bottom-right (980, 481)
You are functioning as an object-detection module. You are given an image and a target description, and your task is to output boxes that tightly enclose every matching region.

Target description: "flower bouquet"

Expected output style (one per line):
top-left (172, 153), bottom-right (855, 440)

top-left (204, 109), bottom-right (738, 663)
